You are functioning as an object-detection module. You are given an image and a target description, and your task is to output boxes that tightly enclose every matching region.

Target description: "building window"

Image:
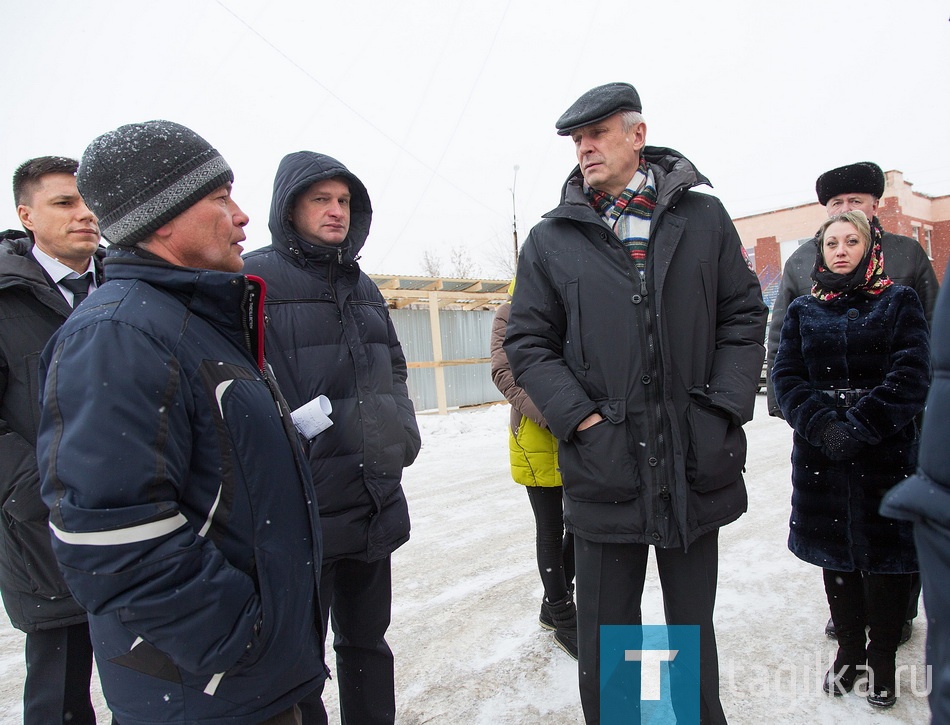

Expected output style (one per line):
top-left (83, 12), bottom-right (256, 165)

top-left (912, 226), bottom-right (920, 242)
top-left (925, 228), bottom-right (933, 258)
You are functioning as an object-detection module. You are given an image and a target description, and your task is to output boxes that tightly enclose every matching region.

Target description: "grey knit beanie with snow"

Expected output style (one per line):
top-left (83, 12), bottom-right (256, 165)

top-left (77, 120), bottom-right (233, 246)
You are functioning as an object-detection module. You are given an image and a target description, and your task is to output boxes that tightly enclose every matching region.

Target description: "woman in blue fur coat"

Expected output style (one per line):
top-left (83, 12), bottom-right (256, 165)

top-left (772, 210), bottom-right (930, 709)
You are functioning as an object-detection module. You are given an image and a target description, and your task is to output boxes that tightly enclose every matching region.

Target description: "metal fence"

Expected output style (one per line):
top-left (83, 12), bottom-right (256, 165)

top-left (391, 308), bottom-right (504, 412)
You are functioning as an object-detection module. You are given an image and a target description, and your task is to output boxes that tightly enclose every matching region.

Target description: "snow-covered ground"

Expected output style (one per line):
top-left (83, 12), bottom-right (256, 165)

top-left (0, 395), bottom-right (931, 723)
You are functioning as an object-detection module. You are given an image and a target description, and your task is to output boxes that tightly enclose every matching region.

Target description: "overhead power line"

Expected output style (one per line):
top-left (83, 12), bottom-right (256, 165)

top-left (214, 0), bottom-right (507, 229)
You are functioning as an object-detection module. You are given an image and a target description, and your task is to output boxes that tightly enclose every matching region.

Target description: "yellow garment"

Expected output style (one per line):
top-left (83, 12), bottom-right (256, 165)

top-left (509, 414), bottom-right (562, 487)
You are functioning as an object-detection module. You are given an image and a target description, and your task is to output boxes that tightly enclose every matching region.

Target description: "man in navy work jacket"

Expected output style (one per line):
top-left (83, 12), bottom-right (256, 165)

top-left (505, 82), bottom-right (767, 724)
top-left (243, 151), bottom-right (420, 724)
top-left (35, 121), bottom-right (325, 725)
top-left (0, 156), bottom-right (103, 724)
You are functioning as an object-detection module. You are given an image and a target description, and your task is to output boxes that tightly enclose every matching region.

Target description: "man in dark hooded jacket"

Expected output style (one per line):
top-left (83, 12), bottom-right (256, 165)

top-left (505, 83), bottom-right (766, 724)
top-left (243, 152), bottom-right (420, 725)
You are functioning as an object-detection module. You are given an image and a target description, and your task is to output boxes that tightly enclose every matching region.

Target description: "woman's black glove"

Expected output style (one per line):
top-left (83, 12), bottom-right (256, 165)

top-left (819, 421), bottom-right (863, 461)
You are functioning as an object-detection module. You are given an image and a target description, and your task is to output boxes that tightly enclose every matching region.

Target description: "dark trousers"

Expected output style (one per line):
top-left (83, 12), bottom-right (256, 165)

top-left (906, 573), bottom-right (922, 620)
top-left (23, 621), bottom-right (96, 725)
top-left (525, 485), bottom-right (575, 602)
top-left (299, 556), bottom-right (395, 724)
top-left (575, 530), bottom-right (726, 725)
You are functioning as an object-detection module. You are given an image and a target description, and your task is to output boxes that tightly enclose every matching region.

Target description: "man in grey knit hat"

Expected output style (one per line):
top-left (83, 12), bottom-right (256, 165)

top-left (35, 121), bottom-right (325, 725)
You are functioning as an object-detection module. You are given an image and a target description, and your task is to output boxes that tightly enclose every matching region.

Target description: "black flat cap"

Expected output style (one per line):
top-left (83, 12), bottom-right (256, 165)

top-left (555, 82), bottom-right (642, 136)
top-left (816, 162), bottom-right (885, 205)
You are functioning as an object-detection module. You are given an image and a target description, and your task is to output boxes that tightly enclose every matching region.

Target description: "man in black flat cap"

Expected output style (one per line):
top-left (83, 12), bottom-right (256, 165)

top-left (765, 161), bottom-right (938, 646)
top-left (505, 82), bottom-right (767, 724)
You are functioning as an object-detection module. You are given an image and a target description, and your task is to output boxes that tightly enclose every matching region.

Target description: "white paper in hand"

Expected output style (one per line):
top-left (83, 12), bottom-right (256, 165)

top-left (291, 395), bottom-right (333, 439)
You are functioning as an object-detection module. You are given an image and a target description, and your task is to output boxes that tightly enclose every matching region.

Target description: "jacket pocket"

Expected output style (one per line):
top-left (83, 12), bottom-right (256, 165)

top-left (563, 279), bottom-right (588, 373)
top-left (685, 401), bottom-right (746, 492)
top-left (3, 515), bottom-right (73, 598)
top-left (558, 401), bottom-right (640, 502)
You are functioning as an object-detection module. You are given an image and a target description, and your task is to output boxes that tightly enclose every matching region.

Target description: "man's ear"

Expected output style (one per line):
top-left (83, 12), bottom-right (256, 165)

top-left (138, 219), bottom-right (176, 258)
top-left (16, 204), bottom-right (34, 231)
top-left (151, 218), bottom-right (176, 240)
top-left (631, 122), bottom-right (647, 152)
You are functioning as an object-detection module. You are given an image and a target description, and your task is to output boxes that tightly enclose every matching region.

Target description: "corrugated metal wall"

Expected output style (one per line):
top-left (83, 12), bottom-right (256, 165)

top-left (391, 308), bottom-right (505, 412)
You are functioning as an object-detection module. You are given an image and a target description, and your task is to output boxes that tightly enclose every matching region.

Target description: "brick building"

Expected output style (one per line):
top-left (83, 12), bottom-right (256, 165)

top-left (734, 170), bottom-right (950, 309)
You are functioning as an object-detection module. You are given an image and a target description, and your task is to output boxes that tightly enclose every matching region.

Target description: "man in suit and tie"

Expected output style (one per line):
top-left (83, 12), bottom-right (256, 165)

top-left (0, 156), bottom-right (102, 724)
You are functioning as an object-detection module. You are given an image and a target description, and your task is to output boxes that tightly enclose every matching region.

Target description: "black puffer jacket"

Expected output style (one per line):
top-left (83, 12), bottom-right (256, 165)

top-left (0, 231), bottom-right (102, 632)
top-left (773, 286), bottom-right (930, 573)
top-left (766, 229), bottom-right (938, 416)
top-left (505, 148), bottom-right (767, 548)
top-left (243, 153), bottom-right (420, 562)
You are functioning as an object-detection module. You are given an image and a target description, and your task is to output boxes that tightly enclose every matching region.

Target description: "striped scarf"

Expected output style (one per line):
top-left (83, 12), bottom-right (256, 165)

top-left (585, 159), bottom-right (657, 275)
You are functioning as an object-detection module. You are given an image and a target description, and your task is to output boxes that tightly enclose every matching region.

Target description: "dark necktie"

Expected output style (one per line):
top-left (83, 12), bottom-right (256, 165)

top-left (60, 274), bottom-right (92, 309)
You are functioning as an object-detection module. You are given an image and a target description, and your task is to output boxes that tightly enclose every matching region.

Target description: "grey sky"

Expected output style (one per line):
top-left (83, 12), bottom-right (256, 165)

top-left (2, 0), bottom-right (948, 275)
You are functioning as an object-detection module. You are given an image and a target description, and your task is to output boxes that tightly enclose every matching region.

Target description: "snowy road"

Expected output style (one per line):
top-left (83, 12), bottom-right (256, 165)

top-left (0, 395), bottom-right (931, 724)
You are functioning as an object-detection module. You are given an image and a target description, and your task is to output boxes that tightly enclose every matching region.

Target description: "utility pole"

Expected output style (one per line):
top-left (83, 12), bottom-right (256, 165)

top-left (511, 164), bottom-right (520, 271)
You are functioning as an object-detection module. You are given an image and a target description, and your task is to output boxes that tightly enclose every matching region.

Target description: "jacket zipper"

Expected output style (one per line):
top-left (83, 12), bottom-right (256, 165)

top-left (604, 226), bottom-right (671, 540)
top-left (241, 272), bottom-right (327, 659)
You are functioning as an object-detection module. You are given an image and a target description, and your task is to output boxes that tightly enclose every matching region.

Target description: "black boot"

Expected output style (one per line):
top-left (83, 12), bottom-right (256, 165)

top-left (823, 645), bottom-right (866, 696)
top-left (865, 573), bottom-right (912, 709)
top-left (822, 569), bottom-right (867, 696)
top-left (540, 583), bottom-right (573, 631)
top-left (866, 651), bottom-right (897, 708)
top-left (539, 599), bottom-right (555, 631)
top-left (545, 593), bottom-right (578, 660)
top-left (824, 617), bottom-right (836, 639)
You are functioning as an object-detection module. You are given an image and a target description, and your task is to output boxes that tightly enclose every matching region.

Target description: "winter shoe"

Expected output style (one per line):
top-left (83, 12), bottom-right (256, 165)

top-left (866, 648), bottom-right (898, 709)
top-left (545, 593), bottom-right (578, 660)
top-left (540, 584), bottom-right (573, 631)
top-left (862, 574), bottom-right (911, 709)
top-left (899, 620), bottom-right (912, 645)
top-left (824, 617), bottom-right (836, 639)
top-left (866, 660), bottom-right (897, 708)
top-left (823, 601), bottom-right (867, 697)
top-left (867, 685), bottom-right (897, 709)
top-left (822, 645), bottom-right (866, 696)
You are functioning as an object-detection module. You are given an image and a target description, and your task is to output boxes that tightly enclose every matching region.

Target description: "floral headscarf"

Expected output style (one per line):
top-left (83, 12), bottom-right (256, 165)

top-left (810, 215), bottom-right (892, 302)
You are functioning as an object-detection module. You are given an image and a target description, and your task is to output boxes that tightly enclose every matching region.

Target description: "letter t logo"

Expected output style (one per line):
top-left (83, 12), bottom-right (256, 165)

top-left (625, 649), bottom-right (678, 700)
